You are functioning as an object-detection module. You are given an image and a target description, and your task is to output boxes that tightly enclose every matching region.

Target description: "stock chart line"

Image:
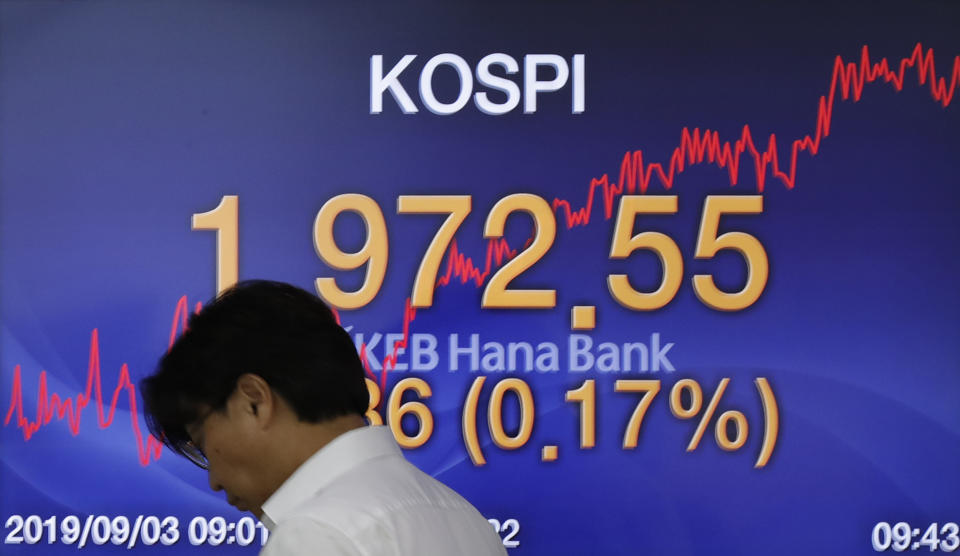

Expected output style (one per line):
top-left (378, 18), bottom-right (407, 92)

top-left (4, 331), bottom-right (165, 466)
top-left (4, 43), bottom-right (957, 465)
top-left (552, 43), bottom-right (958, 227)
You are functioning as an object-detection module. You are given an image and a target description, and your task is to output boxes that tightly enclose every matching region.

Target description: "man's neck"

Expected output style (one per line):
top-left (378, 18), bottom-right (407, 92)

top-left (278, 414), bottom-right (367, 482)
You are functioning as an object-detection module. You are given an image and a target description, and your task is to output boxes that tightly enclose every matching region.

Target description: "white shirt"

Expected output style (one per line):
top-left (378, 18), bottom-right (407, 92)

top-left (260, 425), bottom-right (508, 556)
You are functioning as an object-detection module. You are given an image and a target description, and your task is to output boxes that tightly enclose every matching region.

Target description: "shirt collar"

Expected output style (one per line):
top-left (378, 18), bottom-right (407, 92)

top-left (260, 425), bottom-right (400, 530)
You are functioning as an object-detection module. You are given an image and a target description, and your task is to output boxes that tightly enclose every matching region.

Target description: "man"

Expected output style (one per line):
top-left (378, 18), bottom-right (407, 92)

top-left (142, 280), bottom-right (507, 555)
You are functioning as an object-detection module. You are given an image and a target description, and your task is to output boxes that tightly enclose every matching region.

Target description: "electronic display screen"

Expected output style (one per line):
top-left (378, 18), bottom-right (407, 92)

top-left (1, 2), bottom-right (958, 554)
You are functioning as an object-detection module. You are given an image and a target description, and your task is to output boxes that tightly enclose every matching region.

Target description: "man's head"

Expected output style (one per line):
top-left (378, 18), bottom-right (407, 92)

top-left (141, 280), bottom-right (369, 515)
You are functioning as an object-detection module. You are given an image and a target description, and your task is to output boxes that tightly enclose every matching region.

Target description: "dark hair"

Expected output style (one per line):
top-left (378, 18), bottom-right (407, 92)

top-left (141, 280), bottom-right (368, 462)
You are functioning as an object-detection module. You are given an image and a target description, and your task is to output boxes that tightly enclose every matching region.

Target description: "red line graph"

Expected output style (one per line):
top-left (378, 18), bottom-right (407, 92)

top-left (4, 332), bottom-right (165, 466)
top-left (4, 43), bottom-right (957, 465)
top-left (552, 43), bottom-right (958, 227)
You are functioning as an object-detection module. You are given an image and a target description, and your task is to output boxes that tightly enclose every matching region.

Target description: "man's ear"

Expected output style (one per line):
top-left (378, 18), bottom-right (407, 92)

top-left (233, 373), bottom-right (274, 422)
